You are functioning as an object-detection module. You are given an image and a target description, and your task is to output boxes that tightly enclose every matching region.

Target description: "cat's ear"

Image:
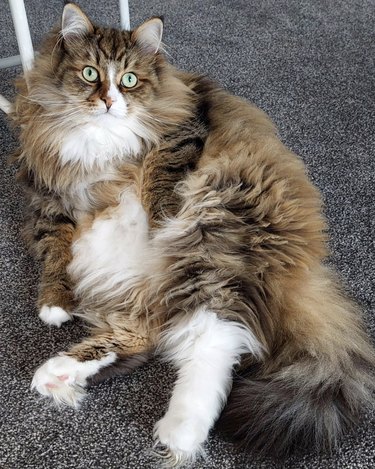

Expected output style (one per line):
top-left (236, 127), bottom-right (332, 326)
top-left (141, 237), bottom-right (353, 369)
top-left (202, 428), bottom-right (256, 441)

top-left (61, 3), bottom-right (94, 41)
top-left (132, 17), bottom-right (164, 54)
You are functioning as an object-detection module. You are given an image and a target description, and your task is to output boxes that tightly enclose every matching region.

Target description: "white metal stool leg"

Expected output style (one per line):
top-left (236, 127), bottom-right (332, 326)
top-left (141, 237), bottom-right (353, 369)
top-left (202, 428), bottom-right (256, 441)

top-left (0, 0), bottom-right (35, 114)
top-left (8, 0), bottom-right (35, 76)
top-left (119, 0), bottom-right (130, 29)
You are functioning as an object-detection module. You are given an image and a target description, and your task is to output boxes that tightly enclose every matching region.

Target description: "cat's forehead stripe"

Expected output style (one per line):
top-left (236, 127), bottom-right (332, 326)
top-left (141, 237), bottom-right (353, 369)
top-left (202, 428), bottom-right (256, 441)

top-left (94, 28), bottom-right (130, 64)
top-left (97, 35), bottom-right (111, 60)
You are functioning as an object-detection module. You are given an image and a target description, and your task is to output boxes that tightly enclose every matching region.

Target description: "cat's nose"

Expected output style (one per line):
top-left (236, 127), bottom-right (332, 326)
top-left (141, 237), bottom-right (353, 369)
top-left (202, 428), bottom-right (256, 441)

top-left (101, 96), bottom-right (113, 111)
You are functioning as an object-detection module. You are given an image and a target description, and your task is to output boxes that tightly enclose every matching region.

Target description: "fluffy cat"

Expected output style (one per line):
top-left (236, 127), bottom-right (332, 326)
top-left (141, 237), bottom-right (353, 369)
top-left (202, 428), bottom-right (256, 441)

top-left (11, 2), bottom-right (375, 465)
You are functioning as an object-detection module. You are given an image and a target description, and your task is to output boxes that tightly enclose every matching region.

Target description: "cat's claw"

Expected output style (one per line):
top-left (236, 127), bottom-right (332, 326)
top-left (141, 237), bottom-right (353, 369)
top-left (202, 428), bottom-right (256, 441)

top-left (39, 305), bottom-right (72, 327)
top-left (153, 413), bottom-right (206, 466)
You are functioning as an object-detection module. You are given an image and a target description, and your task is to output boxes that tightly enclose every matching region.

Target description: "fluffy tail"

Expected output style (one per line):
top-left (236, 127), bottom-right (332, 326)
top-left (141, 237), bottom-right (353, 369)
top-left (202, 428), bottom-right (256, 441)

top-left (219, 266), bottom-right (375, 456)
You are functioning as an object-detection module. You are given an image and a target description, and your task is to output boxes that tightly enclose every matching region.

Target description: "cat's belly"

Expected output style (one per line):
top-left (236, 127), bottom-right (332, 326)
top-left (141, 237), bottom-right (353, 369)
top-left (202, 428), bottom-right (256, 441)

top-left (68, 191), bottom-right (149, 303)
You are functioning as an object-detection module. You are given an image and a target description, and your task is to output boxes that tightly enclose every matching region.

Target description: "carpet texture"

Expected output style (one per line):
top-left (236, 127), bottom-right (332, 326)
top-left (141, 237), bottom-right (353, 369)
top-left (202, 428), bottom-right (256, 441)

top-left (1, 1), bottom-right (374, 468)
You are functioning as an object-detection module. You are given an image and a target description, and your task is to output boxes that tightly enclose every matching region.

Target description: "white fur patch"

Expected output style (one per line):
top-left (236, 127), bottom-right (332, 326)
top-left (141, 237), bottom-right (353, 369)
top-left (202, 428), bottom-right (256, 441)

top-left (107, 65), bottom-right (122, 106)
top-left (154, 414), bottom-right (206, 465)
top-left (154, 307), bottom-right (263, 464)
top-left (31, 353), bottom-right (116, 407)
top-left (59, 113), bottom-right (146, 169)
top-left (39, 305), bottom-right (71, 327)
top-left (69, 191), bottom-right (149, 300)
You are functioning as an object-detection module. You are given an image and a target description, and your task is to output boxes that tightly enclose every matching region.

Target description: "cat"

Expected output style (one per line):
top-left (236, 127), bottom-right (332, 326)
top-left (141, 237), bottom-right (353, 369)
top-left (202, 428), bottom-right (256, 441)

top-left (11, 2), bottom-right (375, 465)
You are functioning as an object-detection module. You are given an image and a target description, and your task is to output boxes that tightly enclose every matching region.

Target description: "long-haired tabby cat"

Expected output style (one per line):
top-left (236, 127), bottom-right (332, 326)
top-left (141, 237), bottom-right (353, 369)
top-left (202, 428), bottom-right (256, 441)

top-left (11, 2), bottom-right (374, 465)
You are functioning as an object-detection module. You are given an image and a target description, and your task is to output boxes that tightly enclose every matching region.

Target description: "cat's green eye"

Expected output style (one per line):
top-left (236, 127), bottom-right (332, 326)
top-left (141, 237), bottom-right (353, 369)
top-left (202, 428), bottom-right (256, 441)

top-left (121, 72), bottom-right (138, 88)
top-left (82, 66), bottom-right (99, 83)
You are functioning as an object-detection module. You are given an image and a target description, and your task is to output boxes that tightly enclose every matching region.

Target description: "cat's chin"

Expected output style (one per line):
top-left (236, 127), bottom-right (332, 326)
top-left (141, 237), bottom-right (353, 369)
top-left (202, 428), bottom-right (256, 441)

top-left (92, 110), bottom-right (126, 122)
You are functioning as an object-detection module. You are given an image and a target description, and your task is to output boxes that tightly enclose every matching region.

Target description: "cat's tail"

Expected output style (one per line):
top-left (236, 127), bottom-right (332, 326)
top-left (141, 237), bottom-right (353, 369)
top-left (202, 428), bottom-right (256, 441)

top-left (218, 265), bottom-right (375, 456)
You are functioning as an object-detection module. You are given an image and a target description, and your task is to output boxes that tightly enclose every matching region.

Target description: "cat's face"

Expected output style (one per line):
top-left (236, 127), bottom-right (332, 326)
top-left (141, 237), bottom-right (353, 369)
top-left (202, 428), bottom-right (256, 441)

top-left (30, 5), bottom-right (164, 127)
top-left (28, 4), bottom-right (165, 166)
top-left (53, 5), bottom-right (163, 124)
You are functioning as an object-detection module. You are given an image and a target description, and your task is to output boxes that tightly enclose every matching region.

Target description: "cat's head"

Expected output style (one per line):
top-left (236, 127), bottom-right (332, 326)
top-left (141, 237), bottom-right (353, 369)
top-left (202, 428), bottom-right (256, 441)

top-left (53, 3), bottom-right (163, 120)
top-left (30, 4), bottom-right (165, 120)
top-left (21, 3), bottom-right (191, 167)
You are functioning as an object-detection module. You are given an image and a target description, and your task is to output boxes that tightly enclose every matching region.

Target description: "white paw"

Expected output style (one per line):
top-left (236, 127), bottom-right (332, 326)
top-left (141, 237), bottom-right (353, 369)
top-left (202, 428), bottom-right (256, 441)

top-left (31, 355), bottom-right (86, 407)
top-left (153, 413), bottom-right (207, 465)
top-left (39, 305), bottom-right (71, 327)
top-left (31, 353), bottom-right (116, 407)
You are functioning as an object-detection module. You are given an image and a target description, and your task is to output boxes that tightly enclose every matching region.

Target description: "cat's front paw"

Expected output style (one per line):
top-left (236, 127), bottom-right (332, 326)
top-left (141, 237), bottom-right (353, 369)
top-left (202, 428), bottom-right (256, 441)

top-left (39, 305), bottom-right (72, 327)
top-left (31, 353), bottom-right (116, 407)
top-left (153, 413), bottom-right (206, 466)
top-left (31, 355), bottom-right (86, 407)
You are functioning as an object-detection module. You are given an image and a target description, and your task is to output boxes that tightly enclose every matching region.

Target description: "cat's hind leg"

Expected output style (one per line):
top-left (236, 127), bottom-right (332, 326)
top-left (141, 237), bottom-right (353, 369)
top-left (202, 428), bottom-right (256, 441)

top-left (31, 326), bottom-right (151, 407)
top-left (153, 307), bottom-right (262, 465)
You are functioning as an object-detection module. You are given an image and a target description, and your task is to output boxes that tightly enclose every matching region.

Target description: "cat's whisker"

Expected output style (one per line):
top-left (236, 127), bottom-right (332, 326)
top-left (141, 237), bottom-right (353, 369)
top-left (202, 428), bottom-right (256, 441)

top-left (159, 41), bottom-right (172, 59)
top-left (16, 92), bottom-right (77, 109)
top-left (50, 34), bottom-right (65, 66)
top-left (30, 110), bottom-right (82, 121)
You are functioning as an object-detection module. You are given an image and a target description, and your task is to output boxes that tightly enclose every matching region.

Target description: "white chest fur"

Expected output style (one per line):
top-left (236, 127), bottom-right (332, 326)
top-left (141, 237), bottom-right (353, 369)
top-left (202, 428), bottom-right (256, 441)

top-left (59, 114), bottom-right (146, 169)
top-left (68, 191), bottom-right (149, 300)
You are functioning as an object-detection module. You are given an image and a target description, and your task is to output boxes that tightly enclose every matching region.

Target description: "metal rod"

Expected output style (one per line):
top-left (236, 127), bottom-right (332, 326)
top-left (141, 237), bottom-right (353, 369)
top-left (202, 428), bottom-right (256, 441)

top-left (0, 95), bottom-right (12, 114)
top-left (0, 55), bottom-right (22, 69)
top-left (119, 0), bottom-right (130, 30)
top-left (8, 0), bottom-right (35, 77)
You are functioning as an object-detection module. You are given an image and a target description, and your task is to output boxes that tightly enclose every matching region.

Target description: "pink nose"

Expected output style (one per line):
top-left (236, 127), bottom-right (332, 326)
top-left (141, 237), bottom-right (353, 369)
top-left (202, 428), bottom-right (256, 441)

top-left (101, 96), bottom-right (113, 110)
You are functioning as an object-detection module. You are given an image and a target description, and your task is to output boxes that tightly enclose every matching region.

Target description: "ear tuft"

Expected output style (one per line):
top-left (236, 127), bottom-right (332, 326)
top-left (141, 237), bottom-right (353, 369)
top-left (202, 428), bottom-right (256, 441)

top-left (61, 3), bottom-right (94, 40)
top-left (132, 17), bottom-right (163, 54)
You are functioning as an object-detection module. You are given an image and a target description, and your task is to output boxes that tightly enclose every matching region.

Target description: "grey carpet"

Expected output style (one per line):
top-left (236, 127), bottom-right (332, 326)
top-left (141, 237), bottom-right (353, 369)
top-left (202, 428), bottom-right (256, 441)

top-left (1, 0), bottom-right (374, 467)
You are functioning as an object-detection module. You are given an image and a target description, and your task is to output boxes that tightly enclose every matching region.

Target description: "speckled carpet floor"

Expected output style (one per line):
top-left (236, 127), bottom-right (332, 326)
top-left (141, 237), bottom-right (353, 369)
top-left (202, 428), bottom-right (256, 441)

top-left (1, 1), bottom-right (374, 467)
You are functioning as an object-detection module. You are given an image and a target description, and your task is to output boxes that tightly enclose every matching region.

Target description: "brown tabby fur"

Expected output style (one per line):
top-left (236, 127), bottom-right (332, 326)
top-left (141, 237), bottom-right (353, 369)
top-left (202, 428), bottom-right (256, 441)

top-left (11, 3), bottom-right (375, 459)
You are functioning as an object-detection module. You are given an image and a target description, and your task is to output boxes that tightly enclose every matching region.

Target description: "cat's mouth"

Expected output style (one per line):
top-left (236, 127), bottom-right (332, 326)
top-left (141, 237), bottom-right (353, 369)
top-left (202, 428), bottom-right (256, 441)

top-left (92, 106), bottom-right (127, 120)
top-left (90, 110), bottom-right (123, 121)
